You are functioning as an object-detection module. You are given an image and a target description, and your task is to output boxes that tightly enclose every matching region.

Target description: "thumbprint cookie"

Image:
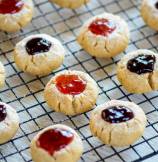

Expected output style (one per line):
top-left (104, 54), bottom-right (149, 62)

top-left (141, 0), bottom-right (158, 31)
top-left (0, 102), bottom-right (19, 144)
top-left (31, 124), bottom-right (83, 162)
top-left (14, 34), bottom-right (65, 76)
top-left (90, 100), bottom-right (146, 147)
top-left (44, 70), bottom-right (98, 115)
top-left (117, 49), bottom-right (158, 94)
top-left (77, 12), bottom-right (130, 58)
top-left (0, 0), bottom-right (33, 32)
top-left (49, 0), bottom-right (90, 9)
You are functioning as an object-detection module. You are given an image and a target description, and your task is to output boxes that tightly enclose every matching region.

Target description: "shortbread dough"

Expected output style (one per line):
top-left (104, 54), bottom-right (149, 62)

top-left (14, 34), bottom-right (65, 76)
top-left (0, 61), bottom-right (5, 88)
top-left (77, 12), bottom-right (130, 58)
top-left (141, 0), bottom-right (158, 31)
top-left (31, 124), bottom-right (83, 162)
top-left (117, 49), bottom-right (158, 94)
top-left (49, 0), bottom-right (90, 9)
top-left (90, 100), bottom-right (147, 147)
top-left (0, 0), bottom-right (33, 32)
top-left (44, 70), bottom-right (98, 115)
top-left (0, 102), bottom-right (19, 144)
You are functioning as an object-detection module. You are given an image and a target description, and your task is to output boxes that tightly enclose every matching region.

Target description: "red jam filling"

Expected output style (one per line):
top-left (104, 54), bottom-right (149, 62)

top-left (55, 74), bottom-right (86, 95)
top-left (0, 0), bottom-right (24, 14)
top-left (89, 18), bottom-right (116, 36)
top-left (37, 128), bottom-right (74, 155)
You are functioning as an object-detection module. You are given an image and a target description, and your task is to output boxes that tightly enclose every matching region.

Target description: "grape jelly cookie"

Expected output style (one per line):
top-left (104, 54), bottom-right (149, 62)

top-left (14, 34), bottom-right (65, 76)
top-left (77, 12), bottom-right (130, 58)
top-left (44, 70), bottom-right (98, 115)
top-left (0, 0), bottom-right (33, 32)
top-left (90, 100), bottom-right (146, 147)
top-left (49, 0), bottom-right (90, 9)
top-left (0, 61), bottom-right (5, 88)
top-left (0, 102), bottom-right (19, 144)
top-left (31, 124), bottom-right (83, 162)
top-left (117, 49), bottom-right (158, 94)
top-left (141, 0), bottom-right (158, 31)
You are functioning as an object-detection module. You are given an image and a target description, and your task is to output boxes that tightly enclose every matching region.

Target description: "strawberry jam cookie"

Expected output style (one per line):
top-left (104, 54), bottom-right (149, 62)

top-left (0, 102), bottom-right (19, 144)
top-left (90, 100), bottom-right (146, 147)
top-left (77, 12), bottom-right (130, 58)
top-left (14, 34), bottom-right (65, 76)
top-left (0, 61), bottom-right (5, 88)
top-left (117, 49), bottom-right (158, 94)
top-left (0, 0), bottom-right (33, 32)
top-left (49, 0), bottom-right (90, 9)
top-left (31, 124), bottom-right (83, 162)
top-left (141, 0), bottom-right (158, 31)
top-left (44, 70), bottom-right (98, 115)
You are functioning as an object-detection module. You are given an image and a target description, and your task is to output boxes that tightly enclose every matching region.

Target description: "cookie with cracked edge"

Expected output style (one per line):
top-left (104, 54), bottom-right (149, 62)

top-left (30, 124), bottom-right (83, 162)
top-left (90, 100), bottom-right (147, 147)
top-left (49, 0), bottom-right (90, 9)
top-left (117, 49), bottom-right (158, 94)
top-left (141, 0), bottom-right (158, 31)
top-left (0, 102), bottom-right (19, 144)
top-left (77, 12), bottom-right (130, 58)
top-left (44, 70), bottom-right (99, 115)
top-left (0, 0), bottom-right (33, 32)
top-left (14, 34), bottom-right (65, 76)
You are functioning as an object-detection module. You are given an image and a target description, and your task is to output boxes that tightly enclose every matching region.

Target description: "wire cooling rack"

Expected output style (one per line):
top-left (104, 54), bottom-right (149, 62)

top-left (0, 0), bottom-right (158, 161)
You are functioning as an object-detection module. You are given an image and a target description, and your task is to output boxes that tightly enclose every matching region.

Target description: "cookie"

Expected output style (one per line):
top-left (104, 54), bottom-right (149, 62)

top-left (77, 12), bottom-right (130, 58)
top-left (0, 0), bottom-right (33, 32)
top-left (14, 34), bottom-right (65, 76)
top-left (0, 102), bottom-right (19, 144)
top-left (44, 70), bottom-right (98, 115)
top-left (31, 124), bottom-right (83, 162)
top-left (117, 49), bottom-right (158, 94)
top-left (90, 100), bottom-right (146, 147)
top-left (141, 0), bottom-right (158, 31)
top-left (0, 61), bottom-right (5, 88)
top-left (49, 0), bottom-right (90, 9)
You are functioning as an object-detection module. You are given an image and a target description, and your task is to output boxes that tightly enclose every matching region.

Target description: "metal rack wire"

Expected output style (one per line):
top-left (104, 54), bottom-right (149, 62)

top-left (0, 0), bottom-right (158, 161)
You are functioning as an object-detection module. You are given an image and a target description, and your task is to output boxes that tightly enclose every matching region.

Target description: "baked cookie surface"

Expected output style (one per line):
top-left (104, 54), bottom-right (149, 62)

top-left (117, 49), bottom-right (158, 94)
top-left (44, 70), bottom-right (98, 115)
top-left (0, 61), bottom-right (5, 88)
top-left (49, 0), bottom-right (90, 9)
top-left (77, 12), bottom-right (130, 58)
top-left (31, 124), bottom-right (83, 162)
top-left (0, 102), bottom-right (19, 144)
top-left (0, 0), bottom-right (33, 32)
top-left (90, 100), bottom-right (147, 147)
top-left (14, 34), bottom-right (65, 76)
top-left (141, 0), bottom-right (158, 31)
